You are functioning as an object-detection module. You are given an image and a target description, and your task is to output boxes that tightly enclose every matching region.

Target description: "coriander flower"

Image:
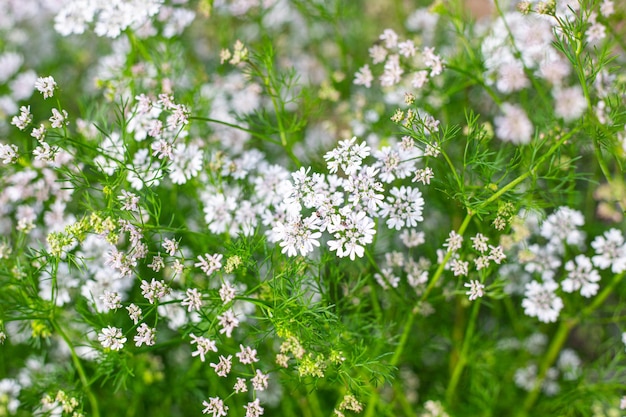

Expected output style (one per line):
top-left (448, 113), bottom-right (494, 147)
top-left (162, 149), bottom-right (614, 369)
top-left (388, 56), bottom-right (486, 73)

top-left (49, 108), bottom-right (69, 129)
top-left (327, 211), bottom-right (376, 260)
top-left (35, 76), bottom-right (57, 99)
top-left (251, 369), bottom-right (269, 391)
top-left (236, 345), bottom-right (259, 365)
top-left (0, 144), bottom-right (19, 164)
top-left (465, 280), bottom-right (485, 300)
top-left (202, 397), bottom-right (228, 417)
top-left (562, 255), bottom-right (600, 297)
top-left (98, 326), bottom-right (126, 351)
top-left (380, 186), bottom-right (424, 230)
top-left (210, 355), bottom-right (233, 377)
top-left (181, 288), bottom-right (203, 312)
top-left (195, 253), bottom-right (223, 275)
top-left (217, 309), bottom-right (240, 338)
top-left (540, 206), bottom-right (585, 247)
top-left (495, 103), bottom-right (532, 145)
top-left (323, 137), bottom-right (370, 176)
top-left (190, 334), bottom-right (217, 362)
top-left (354, 65), bottom-right (373, 88)
top-left (522, 281), bottom-right (563, 323)
top-left (134, 323), bottom-right (156, 347)
top-left (244, 399), bottom-right (264, 417)
top-left (591, 228), bottom-right (626, 273)
top-left (11, 106), bottom-right (32, 130)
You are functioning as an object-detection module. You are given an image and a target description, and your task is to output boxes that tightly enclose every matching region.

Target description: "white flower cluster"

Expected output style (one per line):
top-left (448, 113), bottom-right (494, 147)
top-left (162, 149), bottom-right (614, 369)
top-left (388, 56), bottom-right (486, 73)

top-left (505, 207), bottom-right (626, 323)
top-left (54, 0), bottom-right (195, 39)
top-left (354, 28), bottom-right (444, 89)
top-left (272, 137), bottom-right (426, 260)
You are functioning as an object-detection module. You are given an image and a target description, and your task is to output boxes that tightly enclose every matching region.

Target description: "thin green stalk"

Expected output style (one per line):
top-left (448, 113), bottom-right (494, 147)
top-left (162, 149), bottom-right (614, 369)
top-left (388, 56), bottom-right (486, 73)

top-left (50, 320), bottom-right (100, 417)
top-left (189, 116), bottom-right (282, 146)
top-left (445, 298), bottom-right (481, 403)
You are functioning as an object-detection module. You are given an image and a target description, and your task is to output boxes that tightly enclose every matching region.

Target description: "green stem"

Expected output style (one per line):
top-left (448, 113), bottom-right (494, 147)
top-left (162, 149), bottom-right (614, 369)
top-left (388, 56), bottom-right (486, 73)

top-left (50, 320), bottom-right (100, 417)
top-left (445, 298), bottom-right (481, 403)
top-left (189, 116), bottom-right (282, 146)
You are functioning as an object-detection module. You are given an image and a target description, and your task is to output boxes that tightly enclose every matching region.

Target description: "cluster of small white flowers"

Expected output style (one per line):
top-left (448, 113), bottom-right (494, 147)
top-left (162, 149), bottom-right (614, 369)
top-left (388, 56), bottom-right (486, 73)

top-left (495, 103), bottom-right (533, 145)
top-left (540, 207), bottom-right (585, 248)
top-left (195, 253), bottom-right (223, 276)
top-left (99, 291), bottom-right (122, 311)
top-left (464, 280), bottom-right (485, 300)
top-left (140, 278), bottom-right (170, 304)
top-left (34, 76), bottom-right (57, 98)
top-left (271, 136), bottom-right (427, 260)
top-left (181, 288), bottom-right (203, 312)
top-left (98, 326), bottom-right (126, 351)
top-left (54, 0), bottom-right (194, 39)
top-left (354, 28), bottom-right (444, 89)
top-left (217, 309), bottom-right (240, 338)
top-left (562, 255), bottom-right (601, 297)
top-left (591, 228), bottom-right (626, 273)
top-left (202, 397), bottom-right (228, 417)
top-left (133, 323), bottom-right (156, 347)
top-left (190, 333), bottom-right (218, 362)
top-left (210, 355), bottom-right (233, 377)
top-left (11, 105), bottom-right (32, 130)
top-left (380, 186), bottom-right (424, 230)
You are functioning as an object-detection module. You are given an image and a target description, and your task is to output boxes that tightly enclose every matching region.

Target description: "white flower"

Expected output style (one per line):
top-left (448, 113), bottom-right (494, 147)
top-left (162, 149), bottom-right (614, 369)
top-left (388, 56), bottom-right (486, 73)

top-left (272, 215), bottom-right (322, 257)
top-left (195, 253), bottom-right (223, 275)
top-left (251, 369), bottom-right (269, 391)
top-left (11, 105), bottom-right (32, 130)
top-left (98, 326), bottom-right (126, 351)
top-left (126, 304), bottom-right (143, 324)
top-left (169, 143), bottom-right (203, 184)
top-left (451, 259), bottom-right (469, 276)
top-left (354, 65), bottom-right (373, 88)
top-left (522, 281), bottom-right (563, 323)
top-left (591, 229), bottom-right (626, 273)
top-left (140, 279), bottom-right (169, 304)
top-left (219, 282), bottom-right (236, 304)
top-left (99, 291), bottom-right (122, 311)
top-left (540, 206), bottom-right (585, 247)
top-left (0, 144), bottom-right (19, 164)
top-left (202, 397), bottom-right (229, 417)
top-left (190, 334), bottom-right (217, 362)
top-left (379, 186), bottom-right (424, 230)
top-left (134, 323), bottom-right (156, 347)
top-left (244, 399), bottom-right (264, 417)
top-left (236, 345), bottom-right (259, 365)
top-left (495, 103), bottom-right (533, 145)
top-left (234, 377), bottom-right (248, 393)
top-left (379, 28), bottom-right (398, 48)
top-left (380, 54), bottom-right (403, 87)
top-left (471, 233), bottom-right (489, 253)
top-left (444, 231), bottom-right (463, 253)
top-left (35, 76), bottom-right (57, 99)
top-left (323, 137), bottom-right (370, 176)
top-left (562, 255), bottom-right (600, 297)
top-left (50, 108), bottom-right (69, 129)
top-left (465, 280), bottom-right (485, 300)
top-left (181, 288), bottom-right (203, 312)
top-left (327, 211), bottom-right (376, 260)
top-left (553, 86), bottom-right (587, 122)
top-left (217, 309), bottom-right (240, 338)
top-left (210, 355), bottom-right (233, 377)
